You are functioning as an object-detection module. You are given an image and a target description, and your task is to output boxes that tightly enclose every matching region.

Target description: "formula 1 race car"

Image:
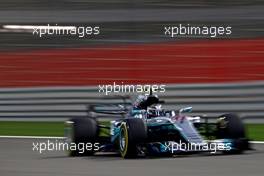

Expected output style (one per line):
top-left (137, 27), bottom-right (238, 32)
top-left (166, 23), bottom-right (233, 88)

top-left (64, 93), bottom-right (250, 158)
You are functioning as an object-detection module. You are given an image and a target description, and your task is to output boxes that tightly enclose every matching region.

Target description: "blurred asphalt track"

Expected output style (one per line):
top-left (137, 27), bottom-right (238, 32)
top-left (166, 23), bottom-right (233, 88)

top-left (0, 138), bottom-right (264, 176)
top-left (0, 0), bottom-right (263, 50)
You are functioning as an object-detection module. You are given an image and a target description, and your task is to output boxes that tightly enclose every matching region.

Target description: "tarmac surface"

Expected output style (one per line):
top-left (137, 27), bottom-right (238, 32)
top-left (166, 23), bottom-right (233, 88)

top-left (0, 6), bottom-right (263, 23)
top-left (0, 138), bottom-right (264, 176)
top-left (0, 4), bottom-right (263, 50)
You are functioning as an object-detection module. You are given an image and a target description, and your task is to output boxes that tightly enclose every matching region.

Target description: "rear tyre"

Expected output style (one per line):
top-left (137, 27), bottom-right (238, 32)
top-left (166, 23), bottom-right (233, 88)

top-left (216, 113), bottom-right (249, 154)
top-left (119, 118), bottom-right (147, 158)
top-left (65, 118), bottom-right (99, 156)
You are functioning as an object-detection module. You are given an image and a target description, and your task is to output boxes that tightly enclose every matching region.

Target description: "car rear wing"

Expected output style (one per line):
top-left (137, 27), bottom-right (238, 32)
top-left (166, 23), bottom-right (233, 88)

top-left (86, 95), bottom-right (132, 119)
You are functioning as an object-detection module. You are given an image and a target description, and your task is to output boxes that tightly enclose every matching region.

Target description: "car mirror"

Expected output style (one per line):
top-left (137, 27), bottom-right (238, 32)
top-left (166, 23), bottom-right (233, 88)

top-left (179, 107), bottom-right (192, 114)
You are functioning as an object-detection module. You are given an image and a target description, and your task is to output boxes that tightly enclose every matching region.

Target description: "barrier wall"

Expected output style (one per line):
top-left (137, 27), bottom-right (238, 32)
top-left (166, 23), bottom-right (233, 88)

top-left (0, 82), bottom-right (263, 120)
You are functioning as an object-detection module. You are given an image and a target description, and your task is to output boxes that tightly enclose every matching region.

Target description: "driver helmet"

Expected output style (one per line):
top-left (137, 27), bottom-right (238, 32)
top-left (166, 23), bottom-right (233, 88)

top-left (133, 94), bottom-right (147, 109)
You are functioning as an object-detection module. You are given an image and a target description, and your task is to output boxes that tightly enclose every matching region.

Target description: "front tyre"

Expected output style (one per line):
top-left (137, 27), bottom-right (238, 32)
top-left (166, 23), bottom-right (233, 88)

top-left (216, 113), bottom-right (249, 154)
top-left (119, 118), bottom-right (147, 158)
top-left (65, 118), bottom-right (99, 156)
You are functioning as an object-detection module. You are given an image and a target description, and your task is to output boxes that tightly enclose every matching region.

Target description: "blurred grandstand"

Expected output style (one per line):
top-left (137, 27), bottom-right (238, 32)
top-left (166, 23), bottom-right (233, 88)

top-left (0, 0), bottom-right (263, 122)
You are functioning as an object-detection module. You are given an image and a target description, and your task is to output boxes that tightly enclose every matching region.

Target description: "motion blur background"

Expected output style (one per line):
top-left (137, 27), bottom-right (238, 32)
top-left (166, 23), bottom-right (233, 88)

top-left (0, 1), bottom-right (264, 176)
top-left (0, 0), bottom-right (263, 120)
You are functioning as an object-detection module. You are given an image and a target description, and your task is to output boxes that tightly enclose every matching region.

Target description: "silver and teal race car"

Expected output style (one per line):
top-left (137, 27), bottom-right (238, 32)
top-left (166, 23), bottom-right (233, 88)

top-left (65, 94), bottom-right (249, 158)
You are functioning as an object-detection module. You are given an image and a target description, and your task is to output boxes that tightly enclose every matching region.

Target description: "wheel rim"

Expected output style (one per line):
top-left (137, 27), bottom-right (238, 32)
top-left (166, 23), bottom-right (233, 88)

top-left (120, 128), bottom-right (126, 151)
top-left (64, 121), bottom-right (74, 155)
top-left (65, 122), bottom-right (73, 142)
top-left (218, 116), bottom-right (228, 129)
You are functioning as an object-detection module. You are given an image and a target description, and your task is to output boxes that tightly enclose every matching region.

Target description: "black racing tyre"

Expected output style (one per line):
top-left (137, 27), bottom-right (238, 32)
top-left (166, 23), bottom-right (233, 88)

top-left (65, 118), bottom-right (99, 156)
top-left (216, 113), bottom-right (248, 153)
top-left (119, 118), bottom-right (147, 158)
